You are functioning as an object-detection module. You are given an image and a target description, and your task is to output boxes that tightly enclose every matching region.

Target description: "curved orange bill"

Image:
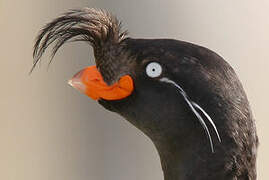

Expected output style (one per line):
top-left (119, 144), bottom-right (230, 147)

top-left (68, 66), bottom-right (134, 100)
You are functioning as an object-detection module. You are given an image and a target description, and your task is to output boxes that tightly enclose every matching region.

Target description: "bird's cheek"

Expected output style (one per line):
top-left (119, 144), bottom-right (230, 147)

top-left (68, 65), bottom-right (134, 101)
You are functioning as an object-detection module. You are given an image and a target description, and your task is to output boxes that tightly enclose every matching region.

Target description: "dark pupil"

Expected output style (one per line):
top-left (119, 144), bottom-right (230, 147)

top-left (152, 68), bottom-right (155, 72)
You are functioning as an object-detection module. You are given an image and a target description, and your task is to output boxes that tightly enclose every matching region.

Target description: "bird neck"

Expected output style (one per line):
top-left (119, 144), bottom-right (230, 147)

top-left (152, 129), bottom-right (227, 180)
top-left (158, 148), bottom-right (187, 180)
top-left (153, 128), bottom-right (257, 180)
top-left (156, 141), bottom-right (219, 180)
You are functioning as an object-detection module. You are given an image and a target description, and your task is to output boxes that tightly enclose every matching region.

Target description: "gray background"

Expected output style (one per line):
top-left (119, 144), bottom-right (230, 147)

top-left (1, 0), bottom-right (268, 179)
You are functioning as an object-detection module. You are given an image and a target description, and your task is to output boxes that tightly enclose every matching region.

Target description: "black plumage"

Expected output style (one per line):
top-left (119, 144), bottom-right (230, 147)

top-left (32, 8), bottom-right (258, 180)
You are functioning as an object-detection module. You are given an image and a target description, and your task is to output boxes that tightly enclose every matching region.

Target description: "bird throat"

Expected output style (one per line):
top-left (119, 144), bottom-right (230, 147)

top-left (154, 135), bottom-right (221, 180)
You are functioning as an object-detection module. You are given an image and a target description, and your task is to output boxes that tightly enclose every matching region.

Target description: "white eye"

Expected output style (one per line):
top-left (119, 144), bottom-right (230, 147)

top-left (146, 62), bottom-right (162, 78)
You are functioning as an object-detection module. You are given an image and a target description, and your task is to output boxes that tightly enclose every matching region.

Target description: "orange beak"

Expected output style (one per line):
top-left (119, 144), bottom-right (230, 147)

top-left (68, 66), bottom-right (134, 100)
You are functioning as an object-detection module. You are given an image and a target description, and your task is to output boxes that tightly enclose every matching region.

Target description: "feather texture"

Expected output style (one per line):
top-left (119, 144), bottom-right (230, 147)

top-left (31, 8), bottom-right (128, 75)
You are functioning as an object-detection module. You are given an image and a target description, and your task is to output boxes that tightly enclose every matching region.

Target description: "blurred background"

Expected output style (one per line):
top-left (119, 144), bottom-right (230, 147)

top-left (1, 0), bottom-right (268, 179)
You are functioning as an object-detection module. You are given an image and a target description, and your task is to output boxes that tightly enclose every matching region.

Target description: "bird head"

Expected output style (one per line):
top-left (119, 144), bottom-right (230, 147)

top-left (32, 8), bottom-right (258, 179)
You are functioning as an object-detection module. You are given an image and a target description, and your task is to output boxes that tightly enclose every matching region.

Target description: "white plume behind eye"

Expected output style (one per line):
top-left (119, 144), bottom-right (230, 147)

top-left (146, 62), bottom-right (162, 78)
top-left (160, 77), bottom-right (221, 153)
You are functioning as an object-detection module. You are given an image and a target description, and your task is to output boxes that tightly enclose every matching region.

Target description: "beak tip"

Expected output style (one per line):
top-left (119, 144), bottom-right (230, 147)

top-left (68, 79), bottom-right (74, 87)
top-left (68, 78), bottom-right (86, 93)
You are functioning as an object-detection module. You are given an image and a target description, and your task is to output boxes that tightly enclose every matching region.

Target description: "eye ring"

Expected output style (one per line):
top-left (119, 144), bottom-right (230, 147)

top-left (145, 62), bottom-right (162, 78)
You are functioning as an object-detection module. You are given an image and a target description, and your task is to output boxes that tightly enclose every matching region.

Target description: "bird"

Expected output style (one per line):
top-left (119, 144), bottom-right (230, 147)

top-left (32, 8), bottom-right (258, 180)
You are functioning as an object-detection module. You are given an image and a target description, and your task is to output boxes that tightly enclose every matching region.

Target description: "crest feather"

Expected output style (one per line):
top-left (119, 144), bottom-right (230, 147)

top-left (31, 8), bottom-right (128, 73)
